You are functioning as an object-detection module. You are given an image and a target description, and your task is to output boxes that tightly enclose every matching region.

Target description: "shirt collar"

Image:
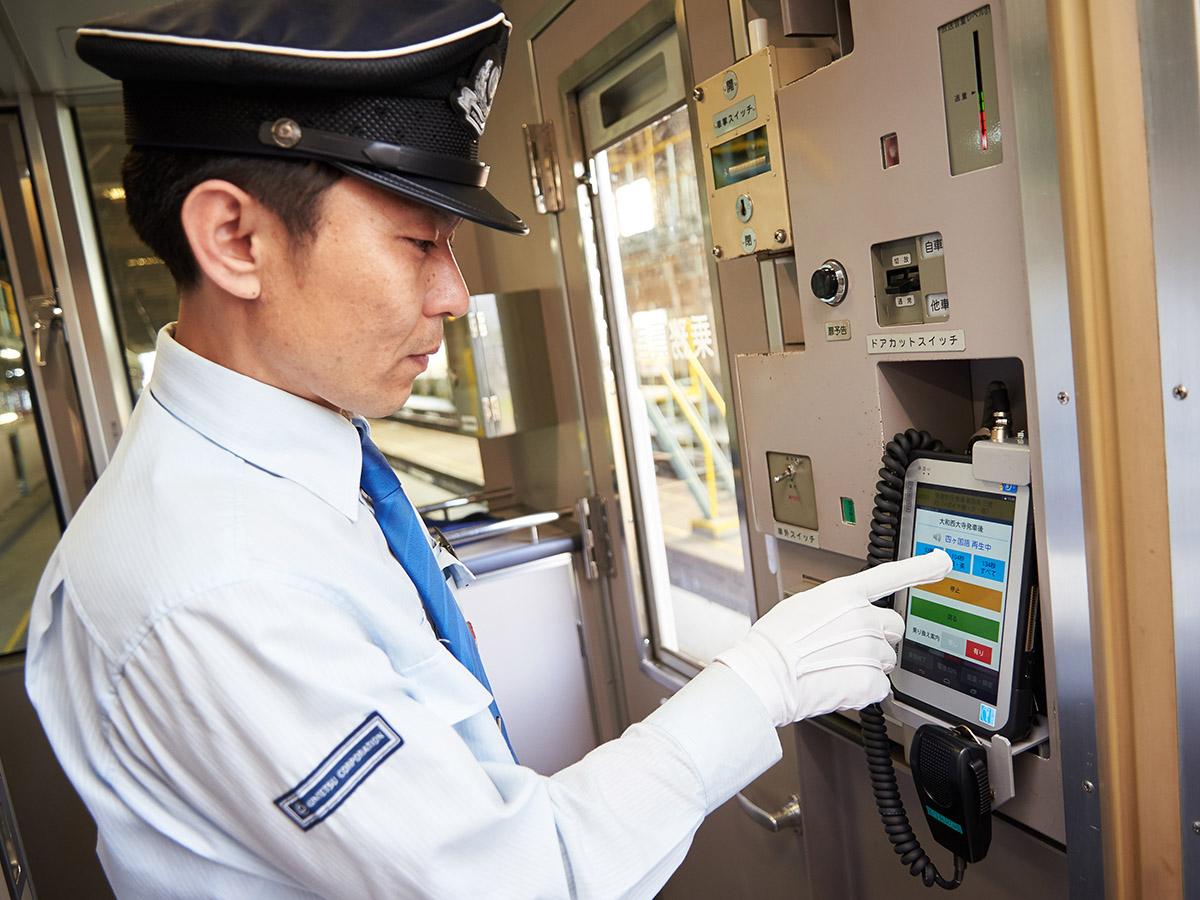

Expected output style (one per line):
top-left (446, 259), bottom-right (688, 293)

top-left (147, 325), bottom-right (362, 521)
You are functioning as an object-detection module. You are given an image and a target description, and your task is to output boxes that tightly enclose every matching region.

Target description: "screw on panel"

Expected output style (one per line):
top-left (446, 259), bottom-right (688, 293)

top-left (712, 245), bottom-right (723, 259)
top-left (1172, 384), bottom-right (1189, 400)
top-left (1082, 780), bottom-right (1095, 793)
top-left (1193, 821), bottom-right (1200, 835)
top-left (1057, 392), bottom-right (1071, 406)
top-left (774, 228), bottom-right (787, 244)
top-left (692, 86), bottom-right (704, 102)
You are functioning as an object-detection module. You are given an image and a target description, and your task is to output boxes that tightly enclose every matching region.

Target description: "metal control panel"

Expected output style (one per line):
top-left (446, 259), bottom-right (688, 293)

top-left (871, 232), bottom-right (950, 326)
top-left (693, 46), bottom-right (830, 260)
top-left (766, 451), bottom-right (819, 545)
top-left (717, 1), bottom-right (1076, 871)
top-left (939, 5), bottom-right (1003, 175)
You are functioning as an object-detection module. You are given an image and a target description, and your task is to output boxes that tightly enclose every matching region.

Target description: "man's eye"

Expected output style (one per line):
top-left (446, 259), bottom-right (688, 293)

top-left (408, 238), bottom-right (436, 254)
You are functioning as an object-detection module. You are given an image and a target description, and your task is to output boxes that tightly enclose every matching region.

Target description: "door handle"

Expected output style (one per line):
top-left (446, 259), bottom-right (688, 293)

top-left (736, 791), bottom-right (803, 832)
top-left (28, 296), bottom-right (63, 368)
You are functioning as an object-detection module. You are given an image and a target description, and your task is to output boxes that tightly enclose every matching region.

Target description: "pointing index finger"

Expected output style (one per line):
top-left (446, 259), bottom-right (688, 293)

top-left (853, 549), bottom-right (953, 602)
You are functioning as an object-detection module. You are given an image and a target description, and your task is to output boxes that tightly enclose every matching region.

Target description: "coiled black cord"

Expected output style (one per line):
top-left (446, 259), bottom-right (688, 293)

top-left (862, 428), bottom-right (965, 890)
top-left (861, 705), bottom-right (965, 889)
top-left (867, 429), bottom-right (944, 570)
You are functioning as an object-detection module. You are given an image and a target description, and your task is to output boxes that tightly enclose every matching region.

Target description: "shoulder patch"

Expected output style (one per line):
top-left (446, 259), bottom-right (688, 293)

top-left (274, 712), bottom-right (403, 830)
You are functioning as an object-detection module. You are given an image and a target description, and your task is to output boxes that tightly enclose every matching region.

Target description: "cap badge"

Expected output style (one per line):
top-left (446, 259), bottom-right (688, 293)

top-left (454, 51), bottom-right (502, 137)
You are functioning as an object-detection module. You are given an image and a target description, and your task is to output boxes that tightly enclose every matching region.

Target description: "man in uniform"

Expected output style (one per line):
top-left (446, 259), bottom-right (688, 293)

top-left (25, 1), bottom-right (951, 896)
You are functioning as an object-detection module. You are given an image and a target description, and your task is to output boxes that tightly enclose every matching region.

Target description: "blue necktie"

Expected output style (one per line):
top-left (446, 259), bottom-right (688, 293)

top-left (355, 421), bottom-right (516, 761)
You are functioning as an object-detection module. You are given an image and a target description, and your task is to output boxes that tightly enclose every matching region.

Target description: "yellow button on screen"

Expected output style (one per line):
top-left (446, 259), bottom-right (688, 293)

top-left (919, 576), bottom-right (1003, 613)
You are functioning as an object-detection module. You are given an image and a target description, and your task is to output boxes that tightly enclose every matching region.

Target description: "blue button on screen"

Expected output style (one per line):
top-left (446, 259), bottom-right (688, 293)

top-left (917, 542), bottom-right (970, 574)
top-left (972, 555), bottom-right (1006, 583)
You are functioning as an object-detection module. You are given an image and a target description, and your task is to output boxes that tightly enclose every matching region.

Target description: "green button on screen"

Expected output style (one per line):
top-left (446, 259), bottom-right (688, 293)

top-left (910, 595), bottom-right (1000, 642)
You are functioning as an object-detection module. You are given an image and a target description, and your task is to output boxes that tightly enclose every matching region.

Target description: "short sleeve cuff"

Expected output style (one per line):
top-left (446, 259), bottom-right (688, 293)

top-left (644, 663), bottom-right (783, 813)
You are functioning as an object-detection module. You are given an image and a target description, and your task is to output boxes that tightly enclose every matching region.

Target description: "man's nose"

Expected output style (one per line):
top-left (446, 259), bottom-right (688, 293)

top-left (426, 244), bottom-right (470, 319)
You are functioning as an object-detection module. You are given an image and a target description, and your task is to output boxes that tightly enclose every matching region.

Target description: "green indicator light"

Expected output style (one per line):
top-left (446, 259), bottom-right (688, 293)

top-left (840, 497), bottom-right (857, 525)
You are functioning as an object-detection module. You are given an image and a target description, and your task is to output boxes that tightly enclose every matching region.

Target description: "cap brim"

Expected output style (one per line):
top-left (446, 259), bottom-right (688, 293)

top-left (334, 162), bottom-right (528, 235)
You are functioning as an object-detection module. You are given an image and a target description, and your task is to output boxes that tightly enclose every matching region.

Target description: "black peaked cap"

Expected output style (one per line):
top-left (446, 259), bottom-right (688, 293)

top-left (76, 0), bottom-right (528, 235)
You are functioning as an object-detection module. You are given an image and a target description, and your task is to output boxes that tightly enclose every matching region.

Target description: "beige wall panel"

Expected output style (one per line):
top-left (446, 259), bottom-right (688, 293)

top-left (794, 723), bottom-right (1067, 899)
top-left (451, 215), bottom-right (487, 291)
top-left (661, 783), bottom-right (811, 900)
top-left (503, 422), bottom-right (589, 510)
top-left (681, 0), bottom-right (737, 84)
top-left (716, 253), bottom-right (782, 616)
top-left (457, 0), bottom-right (562, 297)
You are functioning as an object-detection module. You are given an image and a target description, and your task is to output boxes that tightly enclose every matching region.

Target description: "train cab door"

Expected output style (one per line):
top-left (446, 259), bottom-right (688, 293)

top-left (0, 108), bottom-right (114, 898)
top-left (527, 2), bottom-right (810, 895)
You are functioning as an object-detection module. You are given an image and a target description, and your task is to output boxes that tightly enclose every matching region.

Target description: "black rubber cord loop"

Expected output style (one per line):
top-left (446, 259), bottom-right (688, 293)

top-left (863, 429), bottom-right (965, 890)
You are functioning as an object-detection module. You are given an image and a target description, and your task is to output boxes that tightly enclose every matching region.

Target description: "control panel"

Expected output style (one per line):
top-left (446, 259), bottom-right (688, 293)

top-left (939, 6), bottom-right (1003, 175)
top-left (870, 232), bottom-right (949, 327)
top-left (766, 451), bottom-right (819, 546)
top-left (713, 1), bottom-right (1067, 868)
top-left (693, 46), bottom-right (831, 260)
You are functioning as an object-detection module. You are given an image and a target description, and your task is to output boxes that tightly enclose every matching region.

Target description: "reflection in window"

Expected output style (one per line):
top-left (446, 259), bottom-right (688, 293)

top-left (74, 104), bottom-right (179, 401)
top-left (593, 106), bottom-right (751, 668)
top-left (371, 344), bottom-right (486, 510)
top-left (0, 224), bottom-right (58, 656)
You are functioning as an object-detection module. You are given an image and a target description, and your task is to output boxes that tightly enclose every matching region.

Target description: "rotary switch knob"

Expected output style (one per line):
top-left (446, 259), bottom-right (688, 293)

top-left (810, 260), bottom-right (848, 307)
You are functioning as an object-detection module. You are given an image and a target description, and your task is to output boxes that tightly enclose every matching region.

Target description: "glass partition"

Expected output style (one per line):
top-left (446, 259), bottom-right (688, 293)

top-left (590, 105), bottom-right (752, 668)
top-left (0, 242), bottom-right (57, 657)
top-left (74, 104), bottom-right (178, 401)
top-left (0, 117), bottom-right (69, 656)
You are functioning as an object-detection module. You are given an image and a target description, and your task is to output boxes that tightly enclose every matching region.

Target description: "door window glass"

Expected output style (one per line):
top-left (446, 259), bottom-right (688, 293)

top-left (0, 212), bottom-right (60, 657)
top-left (74, 104), bottom-right (177, 401)
top-left (592, 106), bottom-right (752, 668)
top-left (367, 345), bottom-right (485, 511)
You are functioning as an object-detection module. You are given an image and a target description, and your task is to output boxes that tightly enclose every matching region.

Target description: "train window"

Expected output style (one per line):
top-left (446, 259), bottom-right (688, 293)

top-left (73, 103), bottom-right (178, 402)
top-left (590, 105), bottom-right (753, 669)
top-left (0, 221), bottom-right (57, 657)
top-left (371, 345), bottom-right (486, 509)
top-left (0, 116), bottom-right (67, 657)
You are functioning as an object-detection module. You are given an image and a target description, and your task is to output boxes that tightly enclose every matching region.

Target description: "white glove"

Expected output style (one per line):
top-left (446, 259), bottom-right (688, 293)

top-left (715, 550), bottom-right (952, 727)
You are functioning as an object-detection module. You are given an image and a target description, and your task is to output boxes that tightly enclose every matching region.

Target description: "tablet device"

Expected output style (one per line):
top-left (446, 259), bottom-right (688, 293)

top-left (891, 452), bottom-right (1037, 739)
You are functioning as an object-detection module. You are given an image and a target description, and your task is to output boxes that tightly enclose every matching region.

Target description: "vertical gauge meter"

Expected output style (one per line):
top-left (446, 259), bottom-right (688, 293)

top-left (939, 6), bottom-right (1002, 175)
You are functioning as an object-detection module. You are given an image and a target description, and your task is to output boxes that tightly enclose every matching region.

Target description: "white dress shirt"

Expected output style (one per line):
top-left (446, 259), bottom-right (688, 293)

top-left (25, 326), bottom-right (782, 899)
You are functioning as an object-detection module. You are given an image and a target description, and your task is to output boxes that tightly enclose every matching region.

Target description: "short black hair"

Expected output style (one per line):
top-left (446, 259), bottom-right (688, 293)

top-left (122, 149), bottom-right (342, 289)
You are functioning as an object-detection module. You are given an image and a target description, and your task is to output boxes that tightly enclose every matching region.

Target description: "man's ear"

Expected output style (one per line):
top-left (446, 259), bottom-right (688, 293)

top-left (179, 179), bottom-right (269, 300)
